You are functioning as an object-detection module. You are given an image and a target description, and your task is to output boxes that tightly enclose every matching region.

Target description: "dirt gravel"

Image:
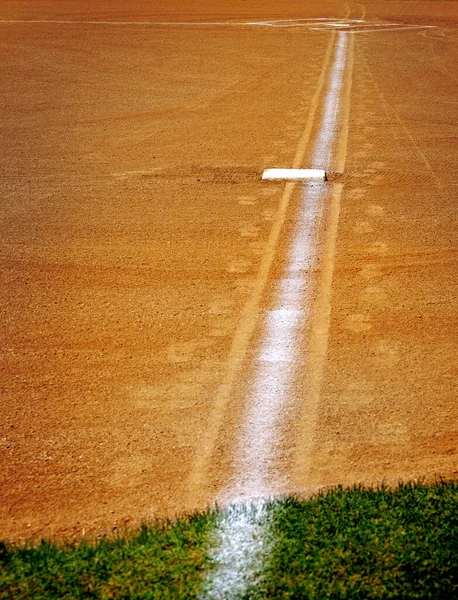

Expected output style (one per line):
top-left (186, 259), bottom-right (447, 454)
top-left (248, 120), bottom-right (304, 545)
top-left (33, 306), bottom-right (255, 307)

top-left (0, 1), bottom-right (457, 541)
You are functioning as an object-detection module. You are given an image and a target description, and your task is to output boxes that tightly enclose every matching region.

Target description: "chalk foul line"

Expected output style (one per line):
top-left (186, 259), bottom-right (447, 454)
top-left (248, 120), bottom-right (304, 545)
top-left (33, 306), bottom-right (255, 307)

top-left (202, 30), bottom-right (354, 599)
top-left (0, 18), bottom-right (436, 32)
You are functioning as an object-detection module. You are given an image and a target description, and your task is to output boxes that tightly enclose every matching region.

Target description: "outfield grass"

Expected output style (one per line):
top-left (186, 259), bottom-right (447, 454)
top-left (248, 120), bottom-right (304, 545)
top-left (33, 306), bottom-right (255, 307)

top-left (1, 481), bottom-right (457, 599)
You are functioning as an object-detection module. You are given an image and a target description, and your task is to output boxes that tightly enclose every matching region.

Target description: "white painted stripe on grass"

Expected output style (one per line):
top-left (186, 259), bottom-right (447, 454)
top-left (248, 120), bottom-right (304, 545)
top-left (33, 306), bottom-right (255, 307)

top-left (203, 31), bottom-right (350, 599)
top-left (202, 501), bottom-right (270, 599)
top-left (262, 168), bottom-right (326, 180)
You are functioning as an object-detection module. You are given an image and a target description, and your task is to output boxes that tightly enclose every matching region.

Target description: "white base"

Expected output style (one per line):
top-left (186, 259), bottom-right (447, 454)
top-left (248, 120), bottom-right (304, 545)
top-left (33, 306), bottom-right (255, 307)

top-left (262, 168), bottom-right (326, 181)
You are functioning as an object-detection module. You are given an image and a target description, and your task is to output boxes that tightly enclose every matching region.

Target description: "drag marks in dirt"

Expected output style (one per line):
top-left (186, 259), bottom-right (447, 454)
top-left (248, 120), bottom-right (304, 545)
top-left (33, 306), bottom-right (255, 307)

top-left (237, 196), bottom-right (256, 206)
top-left (339, 33), bottom-right (448, 356)
top-left (231, 188), bottom-right (282, 271)
top-left (0, 18), bottom-right (436, 34)
top-left (113, 166), bottom-right (260, 185)
top-left (310, 43), bottom-right (434, 476)
top-left (239, 224), bottom-right (261, 239)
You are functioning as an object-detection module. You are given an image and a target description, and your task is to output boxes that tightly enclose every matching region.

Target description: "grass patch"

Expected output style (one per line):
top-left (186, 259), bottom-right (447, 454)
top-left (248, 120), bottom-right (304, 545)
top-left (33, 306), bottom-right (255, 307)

top-left (1, 481), bottom-right (457, 598)
top-left (0, 511), bottom-right (217, 599)
top-left (266, 480), bottom-right (458, 599)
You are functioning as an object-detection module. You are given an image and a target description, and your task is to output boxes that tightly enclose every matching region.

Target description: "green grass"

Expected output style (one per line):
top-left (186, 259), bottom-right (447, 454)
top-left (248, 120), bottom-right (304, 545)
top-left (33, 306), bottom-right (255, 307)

top-left (0, 512), bottom-right (217, 599)
top-left (266, 481), bottom-right (458, 599)
top-left (1, 481), bottom-right (457, 599)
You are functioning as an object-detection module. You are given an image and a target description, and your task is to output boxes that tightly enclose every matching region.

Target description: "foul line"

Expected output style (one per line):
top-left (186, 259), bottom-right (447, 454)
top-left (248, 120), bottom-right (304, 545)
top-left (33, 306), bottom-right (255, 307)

top-left (0, 18), bottom-right (360, 27)
top-left (0, 19), bottom-right (242, 25)
top-left (200, 23), bottom-right (354, 600)
top-left (294, 33), bottom-right (354, 487)
top-left (0, 18), bottom-right (435, 32)
top-left (187, 32), bottom-right (338, 505)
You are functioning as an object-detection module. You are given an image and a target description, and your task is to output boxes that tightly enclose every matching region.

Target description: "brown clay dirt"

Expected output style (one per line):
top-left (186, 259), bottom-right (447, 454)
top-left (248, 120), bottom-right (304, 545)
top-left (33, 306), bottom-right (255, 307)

top-left (0, 1), bottom-right (457, 541)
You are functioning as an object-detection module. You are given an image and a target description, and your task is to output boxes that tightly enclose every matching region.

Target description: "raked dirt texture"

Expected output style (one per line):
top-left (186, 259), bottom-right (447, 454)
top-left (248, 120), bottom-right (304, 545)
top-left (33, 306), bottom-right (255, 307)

top-left (0, 0), bottom-right (457, 548)
top-left (1, 483), bottom-right (458, 599)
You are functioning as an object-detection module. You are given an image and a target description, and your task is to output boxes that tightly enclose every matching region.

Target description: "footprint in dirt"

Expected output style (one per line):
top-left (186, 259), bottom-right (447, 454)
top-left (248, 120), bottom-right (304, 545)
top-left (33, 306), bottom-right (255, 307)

top-left (344, 313), bottom-right (372, 333)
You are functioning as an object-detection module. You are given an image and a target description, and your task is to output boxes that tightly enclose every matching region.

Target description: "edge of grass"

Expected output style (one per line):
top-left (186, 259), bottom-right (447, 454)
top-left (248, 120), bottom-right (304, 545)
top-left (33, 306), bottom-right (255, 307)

top-left (1, 479), bottom-right (457, 599)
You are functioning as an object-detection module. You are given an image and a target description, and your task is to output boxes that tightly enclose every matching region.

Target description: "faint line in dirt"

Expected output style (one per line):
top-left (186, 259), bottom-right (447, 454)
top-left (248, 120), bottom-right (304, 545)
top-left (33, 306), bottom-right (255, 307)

top-left (0, 18), bottom-right (354, 27)
top-left (364, 60), bottom-right (442, 190)
top-left (343, 25), bottom-right (436, 33)
top-left (409, 32), bottom-right (458, 83)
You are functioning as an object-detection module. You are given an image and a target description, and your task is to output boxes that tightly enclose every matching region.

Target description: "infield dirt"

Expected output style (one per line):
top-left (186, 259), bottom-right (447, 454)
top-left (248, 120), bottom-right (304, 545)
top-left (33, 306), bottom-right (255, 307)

top-left (1, 0), bottom-right (457, 541)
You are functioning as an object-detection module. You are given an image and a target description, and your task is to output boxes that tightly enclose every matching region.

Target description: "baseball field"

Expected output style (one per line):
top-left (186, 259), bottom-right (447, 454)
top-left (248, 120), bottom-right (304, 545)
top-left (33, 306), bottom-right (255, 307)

top-left (0, 0), bottom-right (457, 595)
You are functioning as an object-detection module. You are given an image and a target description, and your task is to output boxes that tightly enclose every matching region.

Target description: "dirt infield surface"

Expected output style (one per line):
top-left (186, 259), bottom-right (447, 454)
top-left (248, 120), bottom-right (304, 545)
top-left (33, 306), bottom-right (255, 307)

top-left (1, 1), bottom-right (457, 541)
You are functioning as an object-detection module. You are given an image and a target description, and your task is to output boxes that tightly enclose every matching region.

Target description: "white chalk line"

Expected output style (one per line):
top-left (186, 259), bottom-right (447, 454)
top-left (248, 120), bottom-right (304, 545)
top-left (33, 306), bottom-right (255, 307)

top-left (227, 180), bottom-right (327, 502)
top-left (0, 18), bottom-right (436, 32)
top-left (0, 18), bottom-right (361, 26)
top-left (313, 33), bottom-right (349, 168)
top-left (226, 31), bottom-right (349, 502)
top-left (201, 501), bottom-right (271, 600)
top-left (187, 32), bottom-right (337, 503)
top-left (292, 33), bottom-right (355, 487)
top-left (203, 30), bottom-right (351, 599)
top-left (0, 18), bottom-right (349, 26)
